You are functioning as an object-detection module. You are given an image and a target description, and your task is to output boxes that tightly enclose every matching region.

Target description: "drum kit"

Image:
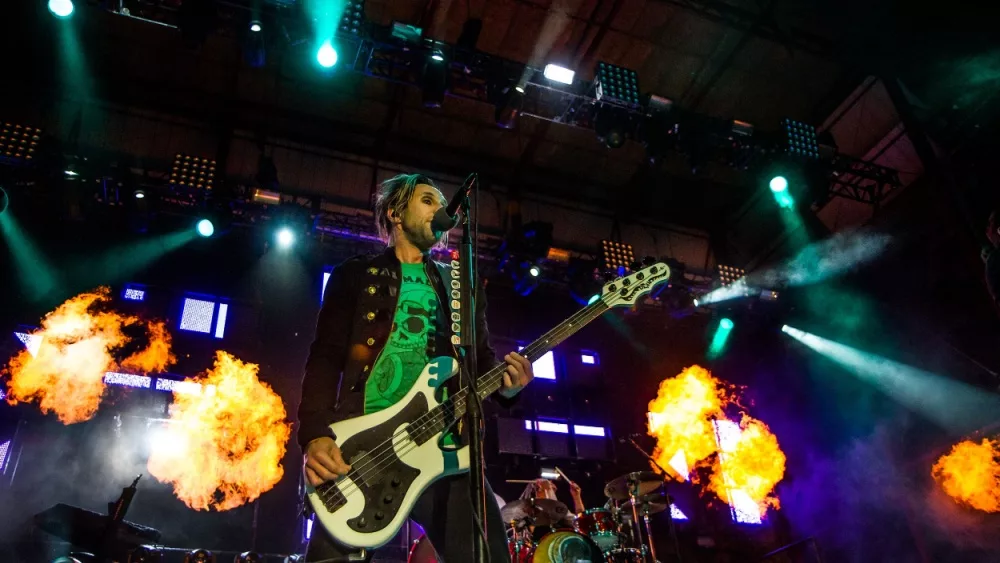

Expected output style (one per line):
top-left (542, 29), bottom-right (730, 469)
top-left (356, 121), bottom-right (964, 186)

top-left (498, 471), bottom-right (675, 563)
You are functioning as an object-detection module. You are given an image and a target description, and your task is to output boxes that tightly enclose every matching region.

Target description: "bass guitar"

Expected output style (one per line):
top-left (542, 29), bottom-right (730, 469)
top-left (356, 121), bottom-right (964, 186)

top-left (306, 262), bottom-right (671, 548)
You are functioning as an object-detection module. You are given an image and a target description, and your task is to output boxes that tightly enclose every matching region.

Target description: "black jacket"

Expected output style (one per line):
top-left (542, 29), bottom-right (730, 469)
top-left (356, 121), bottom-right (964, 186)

top-left (297, 247), bottom-right (505, 448)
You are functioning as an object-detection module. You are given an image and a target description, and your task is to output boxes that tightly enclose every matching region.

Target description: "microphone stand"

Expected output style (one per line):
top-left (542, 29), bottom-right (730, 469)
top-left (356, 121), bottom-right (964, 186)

top-left (626, 437), bottom-right (683, 563)
top-left (456, 182), bottom-right (489, 563)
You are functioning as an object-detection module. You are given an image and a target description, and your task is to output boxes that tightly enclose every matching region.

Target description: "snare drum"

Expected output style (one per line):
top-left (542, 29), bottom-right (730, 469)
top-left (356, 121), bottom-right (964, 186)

top-left (574, 508), bottom-right (620, 552)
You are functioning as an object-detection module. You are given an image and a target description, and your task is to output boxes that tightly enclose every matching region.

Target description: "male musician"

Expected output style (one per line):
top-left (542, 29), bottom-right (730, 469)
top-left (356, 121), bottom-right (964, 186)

top-left (298, 173), bottom-right (535, 562)
top-left (521, 478), bottom-right (586, 537)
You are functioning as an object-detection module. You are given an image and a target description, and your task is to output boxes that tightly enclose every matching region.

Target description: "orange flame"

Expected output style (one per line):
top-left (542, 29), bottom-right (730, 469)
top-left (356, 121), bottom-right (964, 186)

top-left (932, 439), bottom-right (1000, 513)
top-left (147, 351), bottom-right (291, 511)
top-left (647, 365), bottom-right (735, 479)
top-left (3, 288), bottom-right (175, 424)
top-left (707, 416), bottom-right (785, 515)
top-left (646, 365), bottom-right (786, 518)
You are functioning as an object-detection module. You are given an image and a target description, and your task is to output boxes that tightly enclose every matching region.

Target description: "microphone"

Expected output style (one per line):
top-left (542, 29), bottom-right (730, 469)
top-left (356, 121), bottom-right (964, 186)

top-left (431, 173), bottom-right (477, 233)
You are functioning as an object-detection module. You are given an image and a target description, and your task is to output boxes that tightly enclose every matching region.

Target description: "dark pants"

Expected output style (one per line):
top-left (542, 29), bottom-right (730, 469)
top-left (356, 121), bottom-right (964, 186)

top-left (306, 474), bottom-right (509, 563)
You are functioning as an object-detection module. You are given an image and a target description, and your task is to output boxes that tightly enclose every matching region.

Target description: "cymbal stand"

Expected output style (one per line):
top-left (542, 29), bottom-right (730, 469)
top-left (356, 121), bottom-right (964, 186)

top-left (627, 476), bottom-right (652, 563)
top-left (627, 437), bottom-right (683, 563)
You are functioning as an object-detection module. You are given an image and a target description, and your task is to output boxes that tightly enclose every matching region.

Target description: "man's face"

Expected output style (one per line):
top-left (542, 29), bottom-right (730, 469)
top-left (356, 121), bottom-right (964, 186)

top-left (395, 184), bottom-right (446, 251)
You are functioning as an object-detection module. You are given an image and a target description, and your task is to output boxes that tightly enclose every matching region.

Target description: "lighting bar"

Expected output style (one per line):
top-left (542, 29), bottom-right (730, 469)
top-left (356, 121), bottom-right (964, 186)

top-left (0, 123), bottom-right (40, 162)
top-left (536, 421), bottom-right (569, 433)
top-left (122, 287), bottom-right (146, 302)
top-left (14, 331), bottom-right (42, 358)
top-left (179, 297), bottom-right (216, 333)
top-left (543, 64), bottom-right (575, 85)
top-left (252, 188), bottom-right (281, 205)
top-left (573, 424), bottom-right (606, 437)
top-left (580, 353), bottom-right (597, 365)
top-left (155, 378), bottom-right (211, 396)
top-left (104, 372), bottom-right (152, 389)
top-left (214, 303), bottom-right (229, 339)
top-left (712, 419), bottom-right (763, 525)
top-left (170, 153), bottom-right (216, 191)
top-left (540, 468), bottom-right (559, 480)
top-left (670, 504), bottom-right (688, 520)
top-left (0, 440), bottom-right (9, 472)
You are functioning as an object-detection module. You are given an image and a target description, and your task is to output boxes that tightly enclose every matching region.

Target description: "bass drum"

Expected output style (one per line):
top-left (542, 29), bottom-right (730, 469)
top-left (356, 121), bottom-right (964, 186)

top-left (528, 529), bottom-right (605, 563)
top-left (407, 534), bottom-right (441, 563)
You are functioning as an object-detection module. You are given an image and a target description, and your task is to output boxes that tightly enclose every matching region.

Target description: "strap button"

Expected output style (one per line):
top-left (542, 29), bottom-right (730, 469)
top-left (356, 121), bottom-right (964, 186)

top-left (366, 337), bottom-right (375, 346)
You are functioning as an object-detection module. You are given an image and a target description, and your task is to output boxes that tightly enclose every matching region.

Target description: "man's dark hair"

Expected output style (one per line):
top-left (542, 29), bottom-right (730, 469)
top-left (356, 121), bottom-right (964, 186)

top-left (373, 173), bottom-right (439, 243)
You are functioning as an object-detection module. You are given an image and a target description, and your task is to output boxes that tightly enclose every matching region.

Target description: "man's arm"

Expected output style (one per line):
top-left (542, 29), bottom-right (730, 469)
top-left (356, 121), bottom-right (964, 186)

top-left (297, 259), bottom-right (359, 449)
top-left (474, 282), bottom-right (522, 406)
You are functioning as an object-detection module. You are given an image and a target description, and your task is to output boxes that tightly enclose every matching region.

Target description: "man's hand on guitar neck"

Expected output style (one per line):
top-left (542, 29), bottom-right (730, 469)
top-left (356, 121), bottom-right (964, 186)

top-left (500, 352), bottom-right (534, 398)
top-left (305, 437), bottom-right (352, 486)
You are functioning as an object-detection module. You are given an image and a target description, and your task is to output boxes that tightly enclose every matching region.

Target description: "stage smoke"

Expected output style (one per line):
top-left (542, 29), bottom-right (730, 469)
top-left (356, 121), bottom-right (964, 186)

top-left (752, 229), bottom-right (892, 288)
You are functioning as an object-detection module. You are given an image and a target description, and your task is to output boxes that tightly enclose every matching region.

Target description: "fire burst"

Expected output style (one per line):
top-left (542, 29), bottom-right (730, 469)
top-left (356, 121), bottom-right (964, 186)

top-left (648, 365), bottom-right (734, 478)
top-left (647, 365), bottom-right (785, 519)
top-left (147, 351), bottom-right (291, 511)
top-left (932, 438), bottom-right (1000, 513)
top-left (3, 288), bottom-right (175, 424)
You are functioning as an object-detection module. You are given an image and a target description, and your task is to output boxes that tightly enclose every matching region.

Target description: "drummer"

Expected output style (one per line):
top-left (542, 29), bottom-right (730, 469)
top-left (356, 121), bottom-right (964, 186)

top-left (521, 478), bottom-right (586, 539)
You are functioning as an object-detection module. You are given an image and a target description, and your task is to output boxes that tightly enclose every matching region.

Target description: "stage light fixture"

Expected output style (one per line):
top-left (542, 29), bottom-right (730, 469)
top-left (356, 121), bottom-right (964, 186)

top-left (276, 227), bottom-right (295, 249)
top-left (595, 106), bottom-right (630, 149)
top-left (769, 175), bottom-right (788, 192)
top-left (595, 61), bottom-right (640, 107)
top-left (170, 153), bottom-right (216, 191)
top-left (249, 21), bottom-right (262, 33)
top-left (528, 265), bottom-right (541, 277)
top-left (717, 265), bottom-right (746, 287)
top-left (234, 552), bottom-right (263, 563)
top-left (600, 239), bottom-right (635, 273)
top-left (495, 86), bottom-right (524, 129)
top-left (339, 0), bottom-right (365, 36)
top-left (391, 22), bottom-right (423, 44)
top-left (184, 549), bottom-right (215, 563)
top-left (782, 118), bottom-right (819, 159)
top-left (543, 64), bottom-right (574, 85)
top-left (128, 545), bottom-right (164, 562)
top-left (48, 0), bottom-right (74, 18)
top-left (134, 190), bottom-right (145, 199)
top-left (430, 47), bottom-right (445, 62)
top-left (316, 40), bottom-right (338, 68)
top-left (421, 50), bottom-right (448, 108)
top-left (720, 317), bottom-right (734, 330)
top-left (196, 219), bottom-right (215, 238)
top-left (1, 123), bottom-right (40, 161)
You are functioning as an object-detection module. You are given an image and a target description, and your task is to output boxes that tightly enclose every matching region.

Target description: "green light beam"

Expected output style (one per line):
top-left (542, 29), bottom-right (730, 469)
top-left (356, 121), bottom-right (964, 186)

top-left (68, 229), bottom-right (197, 288)
top-left (707, 318), bottom-right (734, 360)
top-left (0, 211), bottom-right (62, 303)
top-left (782, 324), bottom-right (1000, 435)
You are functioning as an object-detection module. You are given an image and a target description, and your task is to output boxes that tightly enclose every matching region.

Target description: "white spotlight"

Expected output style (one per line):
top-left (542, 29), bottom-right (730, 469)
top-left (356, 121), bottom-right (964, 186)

top-left (543, 64), bottom-right (574, 85)
top-left (276, 227), bottom-right (295, 249)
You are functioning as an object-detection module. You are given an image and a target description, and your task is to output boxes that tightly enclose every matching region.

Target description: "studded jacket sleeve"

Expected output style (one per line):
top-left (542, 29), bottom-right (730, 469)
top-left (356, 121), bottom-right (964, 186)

top-left (297, 258), bottom-right (361, 449)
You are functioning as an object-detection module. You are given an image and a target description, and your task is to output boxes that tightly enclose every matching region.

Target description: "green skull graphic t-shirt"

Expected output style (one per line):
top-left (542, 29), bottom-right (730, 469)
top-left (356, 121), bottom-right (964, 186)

top-left (364, 262), bottom-right (438, 414)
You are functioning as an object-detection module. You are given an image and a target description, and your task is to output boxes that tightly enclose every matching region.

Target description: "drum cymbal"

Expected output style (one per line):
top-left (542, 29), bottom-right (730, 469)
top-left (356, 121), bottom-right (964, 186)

top-left (621, 498), bottom-right (668, 516)
top-left (500, 498), bottom-right (569, 527)
top-left (604, 471), bottom-right (663, 500)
